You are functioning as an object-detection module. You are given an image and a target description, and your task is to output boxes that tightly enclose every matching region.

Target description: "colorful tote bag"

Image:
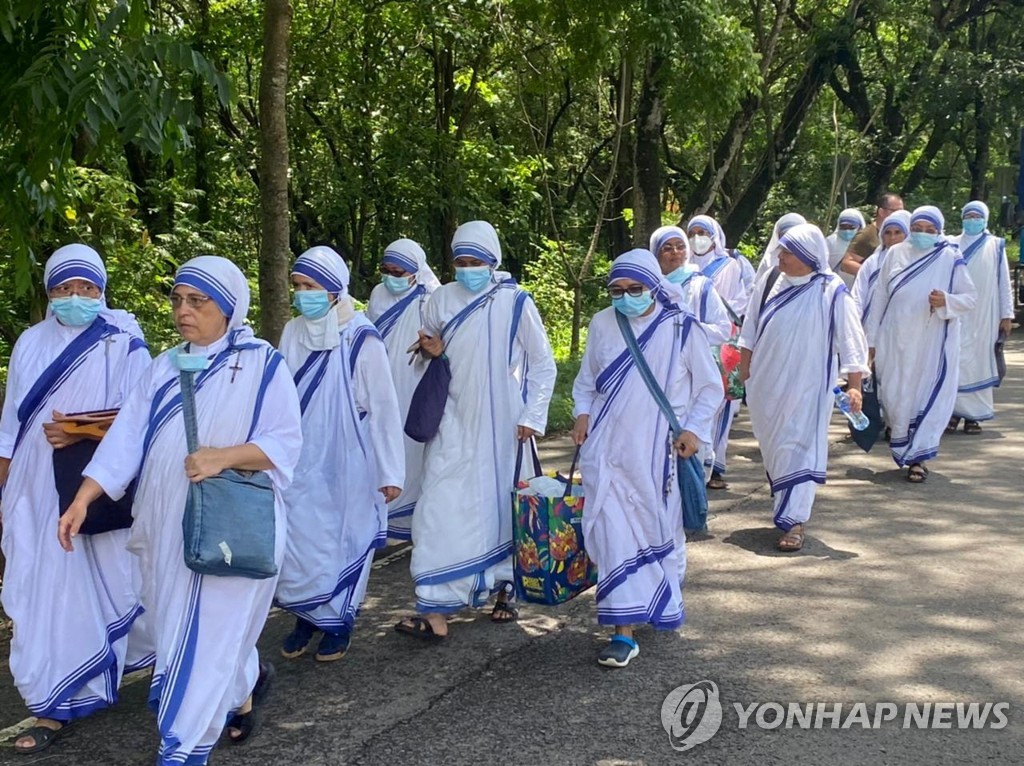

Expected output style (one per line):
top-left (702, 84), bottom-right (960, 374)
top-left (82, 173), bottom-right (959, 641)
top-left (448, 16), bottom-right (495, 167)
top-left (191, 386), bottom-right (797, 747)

top-left (512, 446), bottom-right (597, 605)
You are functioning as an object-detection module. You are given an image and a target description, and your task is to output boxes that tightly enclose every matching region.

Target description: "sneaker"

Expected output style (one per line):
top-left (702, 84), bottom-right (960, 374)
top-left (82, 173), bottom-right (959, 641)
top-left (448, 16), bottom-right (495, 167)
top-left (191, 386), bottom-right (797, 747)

top-left (314, 630), bottom-right (351, 662)
top-left (597, 635), bottom-right (639, 668)
top-left (281, 617), bottom-right (316, 659)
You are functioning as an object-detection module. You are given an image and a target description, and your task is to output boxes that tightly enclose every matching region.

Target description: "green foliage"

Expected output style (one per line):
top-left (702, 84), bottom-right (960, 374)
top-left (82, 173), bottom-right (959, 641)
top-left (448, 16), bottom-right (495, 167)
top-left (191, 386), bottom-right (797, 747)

top-left (548, 358), bottom-right (581, 434)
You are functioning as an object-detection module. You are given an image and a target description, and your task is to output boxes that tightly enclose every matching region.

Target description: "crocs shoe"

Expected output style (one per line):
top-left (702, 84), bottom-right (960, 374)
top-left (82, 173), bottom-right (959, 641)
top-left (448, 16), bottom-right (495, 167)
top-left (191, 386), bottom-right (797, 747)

top-left (281, 617), bottom-right (316, 659)
top-left (315, 631), bottom-right (351, 662)
top-left (597, 635), bottom-right (639, 668)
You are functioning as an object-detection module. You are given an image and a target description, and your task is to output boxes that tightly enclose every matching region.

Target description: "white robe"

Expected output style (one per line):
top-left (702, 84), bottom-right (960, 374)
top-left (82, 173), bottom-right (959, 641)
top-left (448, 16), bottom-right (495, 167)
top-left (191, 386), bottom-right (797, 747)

top-left (826, 233), bottom-right (856, 288)
top-left (275, 313), bottom-right (404, 634)
top-left (83, 331), bottom-right (302, 766)
top-left (0, 316), bottom-right (151, 722)
top-left (851, 246), bottom-right (886, 323)
top-left (949, 233), bottom-right (1014, 421)
top-left (366, 282), bottom-right (435, 540)
top-left (573, 305), bottom-right (722, 627)
top-left (740, 271), bottom-right (869, 529)
top-left (410, 278), bottom-right (556, 613)
top-left (864, 242), bottom-right (977, 466)
top-left (674, 271), bottom-right (732, 345)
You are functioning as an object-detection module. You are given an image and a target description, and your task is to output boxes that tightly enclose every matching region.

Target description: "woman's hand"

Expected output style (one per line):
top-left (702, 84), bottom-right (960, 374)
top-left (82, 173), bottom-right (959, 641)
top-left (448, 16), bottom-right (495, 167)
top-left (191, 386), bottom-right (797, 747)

top-left (674, 431), bottom-right (701, 459)
top-left (379, 486), bottom-right (401, 503)
top-left (928, 290), bottom-right (946, 309)
top-left (846, 388), bottom-right (863, 414)
top-left (517, 425), bottom-right (538, 442)
top-left (570, 415), bottom-right (589, 447)
top-left (58, 500), bottom-right (89, 551)
top-left (184, 447), bottom-right (228, 483)
top-left (417, 330), bottom-right (443, 359)
top-left (738, 348), bottom-right (752, 383)
top-left (43, 411), bottom-right (84, 449)
top-left (999, 318), bottom-right (1012, 336)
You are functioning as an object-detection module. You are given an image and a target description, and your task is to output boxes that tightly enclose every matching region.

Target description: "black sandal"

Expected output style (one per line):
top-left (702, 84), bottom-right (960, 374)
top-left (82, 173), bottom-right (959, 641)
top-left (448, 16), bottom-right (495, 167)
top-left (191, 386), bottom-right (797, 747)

top-left (945, 417), bottom-right (961, 434)
top-left (394, 616), bottom-right (447, 642)
top-left (491, 582), bottom-right (519, 623)
top-left (13, 723), bottom-right (69, 754)
top-left (907, 463), bottom-right (929, 483)
top-left (226, 662), bottom-right (274, 744)
top-left (964, 420), bottom-right (982, 435)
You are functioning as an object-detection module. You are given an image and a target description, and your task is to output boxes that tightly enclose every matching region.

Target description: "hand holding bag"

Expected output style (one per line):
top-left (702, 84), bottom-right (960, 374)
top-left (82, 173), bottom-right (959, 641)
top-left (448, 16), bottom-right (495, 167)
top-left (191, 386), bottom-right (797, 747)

top-left (179, 369), bottom-right (277, 579)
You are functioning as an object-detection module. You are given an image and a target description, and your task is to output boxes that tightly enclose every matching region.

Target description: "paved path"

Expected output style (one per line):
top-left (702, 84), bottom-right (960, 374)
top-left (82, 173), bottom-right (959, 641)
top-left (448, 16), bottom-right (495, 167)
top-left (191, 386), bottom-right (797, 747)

top-left (2, 340), bottom-right (1023, 765)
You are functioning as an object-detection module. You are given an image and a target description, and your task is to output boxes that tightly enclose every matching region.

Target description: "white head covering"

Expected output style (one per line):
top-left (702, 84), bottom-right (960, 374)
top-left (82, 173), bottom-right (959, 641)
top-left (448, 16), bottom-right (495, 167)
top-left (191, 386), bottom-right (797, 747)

top-left (451, 221), bottom-right (502, 267)
top-left (835, 208), bottom-right (866, 232)
top-left (383, 238), bottom-right (441, 291)
top-left (777, 223), bottom-right (831, 273)
top-left (44, 243), bottom-right (107, 292)
top-left (607, 248), bottom-right (680, 311)
top-left (649, 225), bottom-right (689, 260)
top-left (961, 201), bottom-right (989, 241)
top-left (44, 243), bottom-right (144, 337)
top-left (291, 245), bottom-right (350, 297)
top-left (910, 205), bottom-right (945, 233)
top-left (687, 215), bottom-right (728, 258)
top-left (761, 213), bottom-right (806, 263)
top-left (881, 210), bottom-right (911, 237)
top-left (174, 255), bottom-right (251, 330)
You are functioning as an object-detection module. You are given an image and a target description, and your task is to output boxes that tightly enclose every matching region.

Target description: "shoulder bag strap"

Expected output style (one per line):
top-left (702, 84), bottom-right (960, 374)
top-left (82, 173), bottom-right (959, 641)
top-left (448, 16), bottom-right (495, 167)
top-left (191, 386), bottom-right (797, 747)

top-left (759, 267), bottom-right (781, 315)
top-left (614, 310), bottom-right (682, 437)
top-left (178, 371), bottom-right (200, 454)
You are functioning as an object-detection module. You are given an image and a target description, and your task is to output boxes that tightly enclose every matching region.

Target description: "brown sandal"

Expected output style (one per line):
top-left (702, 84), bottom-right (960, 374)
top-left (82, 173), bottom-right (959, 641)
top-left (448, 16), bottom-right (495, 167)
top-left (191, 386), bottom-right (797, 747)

top-left (776, 524), bottom-right (805, 552)
top-left (907, 463), bottom-right (929, 483)
top-left (963, 420), bottom-right (982, 435)
top-left (707, 472), bottom-right (728, 490)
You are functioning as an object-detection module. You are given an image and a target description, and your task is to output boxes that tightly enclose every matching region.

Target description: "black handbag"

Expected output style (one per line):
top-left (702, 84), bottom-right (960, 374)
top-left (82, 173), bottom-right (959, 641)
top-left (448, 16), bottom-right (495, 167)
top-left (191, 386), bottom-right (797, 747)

top-left (848, 374), bottom-right (884, 452)
top-left (53, 439), bottom-right (135, 535)
top-left (995, 330), bottom-right (1007, 385)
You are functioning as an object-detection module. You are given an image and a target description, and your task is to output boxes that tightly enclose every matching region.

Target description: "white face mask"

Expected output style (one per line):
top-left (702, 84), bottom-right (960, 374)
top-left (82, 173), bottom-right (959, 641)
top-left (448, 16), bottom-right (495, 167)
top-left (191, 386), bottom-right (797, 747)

top-left (690, 235), bottom-right (713, 256)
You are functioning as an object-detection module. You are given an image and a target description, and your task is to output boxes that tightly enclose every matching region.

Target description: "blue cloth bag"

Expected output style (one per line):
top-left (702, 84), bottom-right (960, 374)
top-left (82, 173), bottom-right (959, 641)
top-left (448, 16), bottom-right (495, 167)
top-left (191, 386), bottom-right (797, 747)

top-left (179, 370), bottom-right (277, 579)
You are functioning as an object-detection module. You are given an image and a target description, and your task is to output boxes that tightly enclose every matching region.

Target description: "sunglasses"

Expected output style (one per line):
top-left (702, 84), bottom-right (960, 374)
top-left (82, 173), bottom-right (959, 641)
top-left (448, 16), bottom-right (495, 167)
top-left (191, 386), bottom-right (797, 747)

top-left (608, 285), bottom-right (647, 299)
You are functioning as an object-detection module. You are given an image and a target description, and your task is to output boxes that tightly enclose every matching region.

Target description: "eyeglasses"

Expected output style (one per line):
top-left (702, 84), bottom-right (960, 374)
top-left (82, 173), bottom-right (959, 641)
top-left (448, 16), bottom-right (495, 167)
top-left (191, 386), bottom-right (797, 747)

top-left (169, 294), bottom-right (213, 310)
top-left (50, 281), bottom-right (101, 298)
top-left (608, 285), bottom-right (647, 299)
top-left (659, 242), bottom-right (687, 253)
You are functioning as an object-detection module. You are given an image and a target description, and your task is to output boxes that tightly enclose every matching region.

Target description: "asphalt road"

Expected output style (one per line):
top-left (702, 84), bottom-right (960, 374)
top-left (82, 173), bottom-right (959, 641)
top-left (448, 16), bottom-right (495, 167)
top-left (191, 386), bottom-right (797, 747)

top-left (2, 339), bottom-right (1023, 765)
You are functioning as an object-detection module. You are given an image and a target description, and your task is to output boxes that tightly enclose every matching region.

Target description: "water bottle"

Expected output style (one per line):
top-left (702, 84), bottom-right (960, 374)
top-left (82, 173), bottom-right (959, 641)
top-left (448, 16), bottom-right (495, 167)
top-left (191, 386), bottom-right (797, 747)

top-left (833, 386), bottom-right (869, 431)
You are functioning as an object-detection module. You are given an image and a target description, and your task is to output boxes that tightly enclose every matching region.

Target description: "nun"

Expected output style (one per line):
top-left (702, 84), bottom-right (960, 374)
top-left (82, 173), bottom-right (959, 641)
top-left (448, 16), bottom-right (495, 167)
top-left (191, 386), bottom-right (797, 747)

top-left (863, 206), bottom-right (977, 482)
top-left (947, 201), bottom-right (1014, 432)
top-left (755, 212), bottom-right (807, 279)
top-left (275, 246), bottom-right (404, 662)
top-left (851, 210), bottom-right (911, 323)
top-left (1, 244), bottom-right (151, 753)
top-left (365, 239), bottom-right (441, 540)
top-left (826, 208), bottom-right (866, 287)
top-left (58, 256), bottom-right (303, 764)
top-left (738, 224), bottom-right (869, 551)
top-left (686, 215), bottom-right (745, 490)
top-left (395, 221), bottom-right (556, 641)
top-left (571, 248), bottom-right (722, 666)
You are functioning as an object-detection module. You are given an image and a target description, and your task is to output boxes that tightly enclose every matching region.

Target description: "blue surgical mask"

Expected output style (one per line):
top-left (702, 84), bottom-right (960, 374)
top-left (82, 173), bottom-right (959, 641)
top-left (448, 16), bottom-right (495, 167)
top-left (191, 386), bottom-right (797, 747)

top-left (169, 345), bottom-right (211, 372)
top-left (455, 265), bottom-right (492, 293)
top-left (910, 232), bottom-right (939, 251)
top-left (383, 274), bottom-right (414, 295)
top-left (292, 290), bottom-right (333, 319)
top-left (962, 218), bottom-right (986, 236)
top-left (49, 295), bottom-right (103, 327)
top-left (837, 229), bottom-right (857, 242)
top-left (612, 291), bottom-right (654, 318)
top-left (665, 266), bottom-right (693, 285)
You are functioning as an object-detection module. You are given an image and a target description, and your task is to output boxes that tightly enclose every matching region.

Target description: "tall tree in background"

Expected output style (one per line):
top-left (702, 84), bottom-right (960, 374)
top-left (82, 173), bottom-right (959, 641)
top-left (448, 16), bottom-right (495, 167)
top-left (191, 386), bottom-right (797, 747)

top-left (258, 0), bottom-right (292, 344)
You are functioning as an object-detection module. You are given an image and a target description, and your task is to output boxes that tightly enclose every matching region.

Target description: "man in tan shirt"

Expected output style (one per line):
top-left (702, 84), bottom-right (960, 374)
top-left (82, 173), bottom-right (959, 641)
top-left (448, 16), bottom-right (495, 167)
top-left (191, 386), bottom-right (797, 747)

top-left (839, 192), bottom-right (904, 278)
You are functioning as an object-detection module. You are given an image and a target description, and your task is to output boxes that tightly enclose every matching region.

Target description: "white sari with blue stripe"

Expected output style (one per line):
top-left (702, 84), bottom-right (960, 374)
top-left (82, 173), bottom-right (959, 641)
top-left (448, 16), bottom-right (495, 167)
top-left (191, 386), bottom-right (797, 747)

top-left (573, 304), bottom-right (722, 628)
top-left (82, 329), bottom-right (301, 766)
top-left (0, 315), bottom-right (150, 723)
top-left (366, 281), bottom-right (435, 540)
top-left (410, 276), bottom-right (556, 613)
top-left (740, 270), bottom-right (868, 530)
top-left (274, 312), bottom-right (404, 634)
top-left (950, 233), bottom-right (1014, 421)
top-left (864, 241), bottom-right (976, 466)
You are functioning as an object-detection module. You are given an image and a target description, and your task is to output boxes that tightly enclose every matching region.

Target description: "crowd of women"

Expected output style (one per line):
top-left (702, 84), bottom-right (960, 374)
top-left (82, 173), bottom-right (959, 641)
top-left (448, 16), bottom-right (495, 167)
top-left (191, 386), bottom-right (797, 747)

top-left (0, 197), bottom-right (1013, 761)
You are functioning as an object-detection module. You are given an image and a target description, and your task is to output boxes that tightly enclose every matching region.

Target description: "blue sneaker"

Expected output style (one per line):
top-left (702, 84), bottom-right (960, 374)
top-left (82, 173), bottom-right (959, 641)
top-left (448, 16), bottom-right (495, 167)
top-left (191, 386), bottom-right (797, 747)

top-left (281, 617), bottom-right (316, 659)
top-left (597, 635), bottom-right (639, 668)
top-left (315, 630), bottom-right (351, 663)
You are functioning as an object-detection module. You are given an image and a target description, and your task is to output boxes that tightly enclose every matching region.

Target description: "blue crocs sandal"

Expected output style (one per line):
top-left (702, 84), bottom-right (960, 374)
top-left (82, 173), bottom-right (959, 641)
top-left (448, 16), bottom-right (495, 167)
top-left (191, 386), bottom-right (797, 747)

top-left (314, 631), bottom-right (351, 662)
top-left (281, 617), bottom-right (316, 659)
top-left (597, 635), bottom-right (639, 668)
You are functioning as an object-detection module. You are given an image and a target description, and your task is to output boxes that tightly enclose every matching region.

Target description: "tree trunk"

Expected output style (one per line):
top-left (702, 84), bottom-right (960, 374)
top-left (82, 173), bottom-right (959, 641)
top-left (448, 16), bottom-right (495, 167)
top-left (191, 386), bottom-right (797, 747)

top-left (193, 0), bottom-right (212, 225)
top-left (632, 54), bottom-right (664, 247)
top-left (969, 84), bottom-right (990, 200)
top-left (257, 0), bottom-right (292, 345)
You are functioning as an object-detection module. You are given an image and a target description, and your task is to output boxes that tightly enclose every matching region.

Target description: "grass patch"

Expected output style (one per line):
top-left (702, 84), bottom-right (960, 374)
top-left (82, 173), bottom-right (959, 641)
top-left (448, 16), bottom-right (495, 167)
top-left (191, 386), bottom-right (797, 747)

top-left (546, 357), bottom-right (580, 436)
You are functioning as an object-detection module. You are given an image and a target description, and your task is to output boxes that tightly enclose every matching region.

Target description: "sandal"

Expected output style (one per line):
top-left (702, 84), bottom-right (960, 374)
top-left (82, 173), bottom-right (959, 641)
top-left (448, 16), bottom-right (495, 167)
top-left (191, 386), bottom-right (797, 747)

top-left (945, 417), bottom-right (960, 434)
top-left (964, 420), bottom-right (982, 435)
top-left (491, 582), bottom-right (519, 623)
top-left (394, 616), bottom-right (447, 642)
top-left (907, 463), bottom-right (929, 483)
top-left (227, 662), bottom-right (275, 744)
top-left (597, 635), bottom-right (639, 668)
top-left (707, 472), bottom-right (728, 491)
top-left (777, 524), bottom-right (805, 552)
top-left (314, 631), bottom-right (351, 662)
top-left (13, 722), bottom-right (69, 754)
